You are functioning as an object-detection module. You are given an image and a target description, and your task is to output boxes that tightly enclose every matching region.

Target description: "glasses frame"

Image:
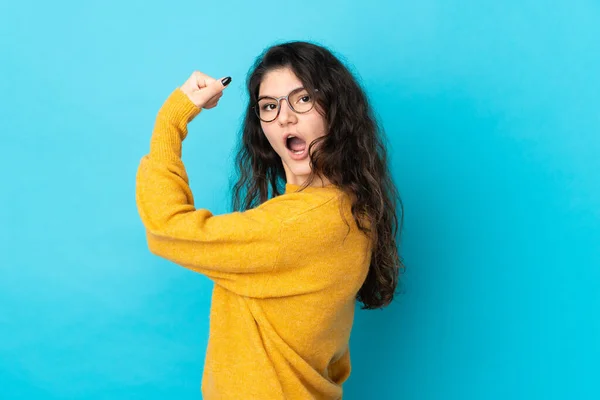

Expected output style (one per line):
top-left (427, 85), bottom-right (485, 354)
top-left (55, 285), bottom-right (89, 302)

top-left (253, 87), bottom-right (320, 122)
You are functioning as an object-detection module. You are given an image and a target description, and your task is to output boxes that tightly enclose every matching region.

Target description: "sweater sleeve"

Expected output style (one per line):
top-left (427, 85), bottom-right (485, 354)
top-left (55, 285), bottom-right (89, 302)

top-left (135, 88), bottom-right (282, 298)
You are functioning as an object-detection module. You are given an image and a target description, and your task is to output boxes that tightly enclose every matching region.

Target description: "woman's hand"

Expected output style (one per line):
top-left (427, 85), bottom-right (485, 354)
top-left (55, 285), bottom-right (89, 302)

top-left (179, 71), bottom-right (232, 110)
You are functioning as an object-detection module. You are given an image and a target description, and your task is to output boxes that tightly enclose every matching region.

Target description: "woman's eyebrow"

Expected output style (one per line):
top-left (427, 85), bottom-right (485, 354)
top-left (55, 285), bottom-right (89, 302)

top-left (258, 86), bottom-right (304, 100)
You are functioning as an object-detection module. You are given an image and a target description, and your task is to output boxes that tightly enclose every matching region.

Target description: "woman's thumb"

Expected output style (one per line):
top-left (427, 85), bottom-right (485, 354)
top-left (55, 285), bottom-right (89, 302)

top-left (195, 76), bottom-right (231, 108)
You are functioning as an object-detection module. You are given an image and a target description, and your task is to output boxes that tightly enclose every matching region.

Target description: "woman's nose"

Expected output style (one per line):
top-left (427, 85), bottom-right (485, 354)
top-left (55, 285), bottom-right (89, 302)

top-left (277, 99), bottom-right (296, 124)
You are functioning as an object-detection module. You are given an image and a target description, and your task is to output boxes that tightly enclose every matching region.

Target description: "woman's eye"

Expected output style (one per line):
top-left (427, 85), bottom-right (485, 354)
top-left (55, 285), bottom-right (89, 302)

top-left (299, 95), bottom-right (311, 103)
top-left (261, 103), bottom-right (276, 111)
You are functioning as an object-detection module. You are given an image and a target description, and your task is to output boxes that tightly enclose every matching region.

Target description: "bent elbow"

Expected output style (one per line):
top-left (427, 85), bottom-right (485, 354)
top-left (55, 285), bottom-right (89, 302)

top-left (145, 231), bottom-right (164, 258)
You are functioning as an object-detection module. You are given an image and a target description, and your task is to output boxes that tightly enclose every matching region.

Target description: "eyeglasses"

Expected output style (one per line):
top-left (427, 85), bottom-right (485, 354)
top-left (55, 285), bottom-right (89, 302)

top-left (253, 87), bottom-right (319, 122)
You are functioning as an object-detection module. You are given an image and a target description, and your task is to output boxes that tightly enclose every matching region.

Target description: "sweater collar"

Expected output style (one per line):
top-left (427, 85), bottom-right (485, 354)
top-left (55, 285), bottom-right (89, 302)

top-left (284, 183), bottom-right (340, 194)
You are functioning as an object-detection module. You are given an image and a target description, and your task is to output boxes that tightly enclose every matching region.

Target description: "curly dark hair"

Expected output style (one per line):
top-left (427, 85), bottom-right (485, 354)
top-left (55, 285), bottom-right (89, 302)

top-left (229, 40), bottom-right (405, 309)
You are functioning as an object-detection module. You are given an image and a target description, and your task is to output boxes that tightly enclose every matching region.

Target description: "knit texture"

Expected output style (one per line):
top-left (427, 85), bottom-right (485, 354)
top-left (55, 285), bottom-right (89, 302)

top-left (135, 88), bottom-right (372, 399)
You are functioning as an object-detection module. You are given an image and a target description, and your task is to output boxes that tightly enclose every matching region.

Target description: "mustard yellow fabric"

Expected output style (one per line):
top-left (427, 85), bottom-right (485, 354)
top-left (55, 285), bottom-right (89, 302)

top-left (135, 88), bottom-right (372, 399)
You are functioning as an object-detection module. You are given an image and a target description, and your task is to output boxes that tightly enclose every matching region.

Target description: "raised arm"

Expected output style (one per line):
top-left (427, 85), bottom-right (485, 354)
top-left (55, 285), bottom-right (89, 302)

top-left (136, 72), bottom-right (283, 297)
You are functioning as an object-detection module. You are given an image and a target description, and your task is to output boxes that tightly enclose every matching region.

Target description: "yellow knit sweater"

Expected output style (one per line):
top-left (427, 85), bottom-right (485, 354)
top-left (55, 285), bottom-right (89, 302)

top-left (135, 88), bottom-right (372, 399)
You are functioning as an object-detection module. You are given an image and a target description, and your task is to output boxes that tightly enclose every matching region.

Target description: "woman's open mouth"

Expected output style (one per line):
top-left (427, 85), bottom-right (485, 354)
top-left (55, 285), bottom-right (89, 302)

top-left (286, 135), bottom-right (308, 160)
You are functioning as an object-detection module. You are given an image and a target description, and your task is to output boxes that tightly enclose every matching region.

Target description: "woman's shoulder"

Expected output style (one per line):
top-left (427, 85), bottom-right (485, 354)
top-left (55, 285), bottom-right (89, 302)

top-left (258, 188), bottom-right (354, 227)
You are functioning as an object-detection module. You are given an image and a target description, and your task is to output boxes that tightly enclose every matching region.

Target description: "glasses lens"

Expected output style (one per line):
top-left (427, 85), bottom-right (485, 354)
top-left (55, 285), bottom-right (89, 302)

top-left (289, 88), bottom-right (315, 113)
top-left (257, 97), bottom-right (278, 122)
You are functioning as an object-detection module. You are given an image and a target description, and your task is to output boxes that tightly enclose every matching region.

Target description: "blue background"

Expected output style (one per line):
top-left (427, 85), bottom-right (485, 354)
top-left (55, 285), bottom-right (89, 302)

top-left (2, 1), bottom-right (599, 399)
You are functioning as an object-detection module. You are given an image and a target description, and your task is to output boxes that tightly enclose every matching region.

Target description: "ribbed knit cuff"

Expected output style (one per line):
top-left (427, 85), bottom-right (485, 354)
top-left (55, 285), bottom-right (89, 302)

top-left (157, 88), bottom-right (202, 140)
top-left (149, 88), bottom-right (202, 162)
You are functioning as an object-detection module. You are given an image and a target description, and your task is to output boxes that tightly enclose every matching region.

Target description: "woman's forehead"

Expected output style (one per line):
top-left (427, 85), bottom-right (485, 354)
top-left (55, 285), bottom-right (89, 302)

top-left (259, 67), bottom-right (303, 98)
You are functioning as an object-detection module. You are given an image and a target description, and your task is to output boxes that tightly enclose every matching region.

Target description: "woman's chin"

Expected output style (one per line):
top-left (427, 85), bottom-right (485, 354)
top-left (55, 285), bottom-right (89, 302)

top-left (284, 161), bottom-right (311, 177)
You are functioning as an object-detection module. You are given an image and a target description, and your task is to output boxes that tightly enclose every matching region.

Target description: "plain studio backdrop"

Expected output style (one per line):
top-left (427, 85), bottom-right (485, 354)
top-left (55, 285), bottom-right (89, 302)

top-left (1, 1), bottom-right (599, 399)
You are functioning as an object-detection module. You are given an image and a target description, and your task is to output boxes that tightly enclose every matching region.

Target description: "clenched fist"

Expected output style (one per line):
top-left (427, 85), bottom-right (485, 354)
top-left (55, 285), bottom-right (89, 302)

top-left (179, 71), bottom-right (232, 110)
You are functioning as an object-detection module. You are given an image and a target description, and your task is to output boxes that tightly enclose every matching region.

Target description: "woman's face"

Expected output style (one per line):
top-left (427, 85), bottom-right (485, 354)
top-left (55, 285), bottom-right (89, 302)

top-left (258, 67), bottom-right (329, 187)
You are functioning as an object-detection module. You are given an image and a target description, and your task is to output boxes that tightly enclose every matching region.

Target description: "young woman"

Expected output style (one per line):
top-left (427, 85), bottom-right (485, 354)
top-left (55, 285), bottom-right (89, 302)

top-left (136, 41), bottom-right (404, 399)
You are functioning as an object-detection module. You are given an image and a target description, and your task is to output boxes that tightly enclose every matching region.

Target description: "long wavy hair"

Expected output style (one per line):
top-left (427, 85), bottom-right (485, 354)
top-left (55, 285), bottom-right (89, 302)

top-left (230, 40), bottom-right (405, 309)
